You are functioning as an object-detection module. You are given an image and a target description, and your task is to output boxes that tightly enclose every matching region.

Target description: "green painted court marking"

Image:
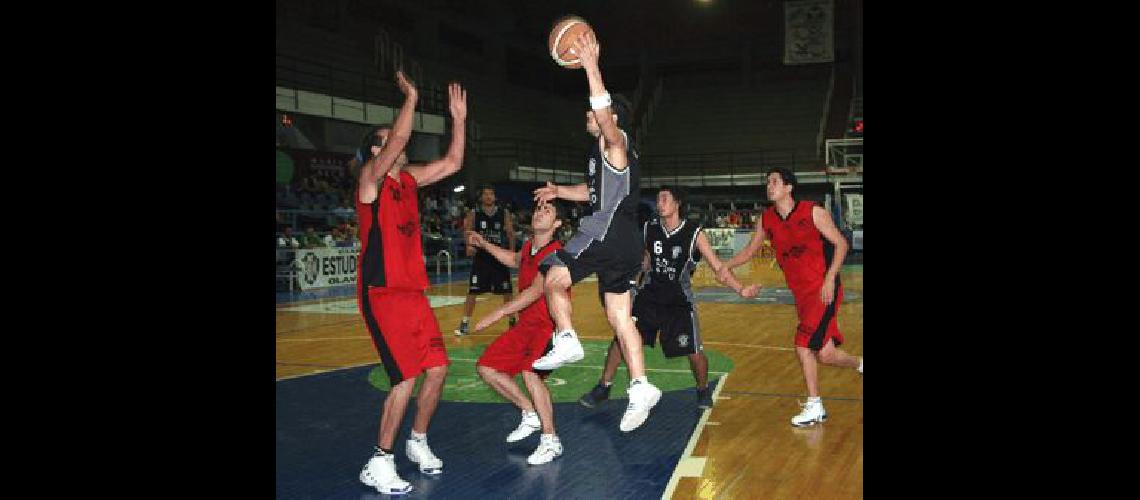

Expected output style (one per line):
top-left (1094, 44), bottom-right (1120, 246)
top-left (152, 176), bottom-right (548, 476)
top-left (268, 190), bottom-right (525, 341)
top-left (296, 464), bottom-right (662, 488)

top-left (367, 340), bottom-right (734, 403)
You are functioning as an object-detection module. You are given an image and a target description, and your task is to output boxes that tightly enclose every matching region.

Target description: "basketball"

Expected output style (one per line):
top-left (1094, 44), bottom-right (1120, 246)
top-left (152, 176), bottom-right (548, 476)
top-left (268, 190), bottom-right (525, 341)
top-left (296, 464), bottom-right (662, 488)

top-left (548, 15), bottom-right (594, 69)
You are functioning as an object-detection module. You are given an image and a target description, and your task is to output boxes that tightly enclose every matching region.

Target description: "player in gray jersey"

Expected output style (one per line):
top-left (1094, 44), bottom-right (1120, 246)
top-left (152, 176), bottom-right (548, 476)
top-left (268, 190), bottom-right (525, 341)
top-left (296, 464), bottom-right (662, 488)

top-left (578, 186), bottom-right (760, 410)
top-left (530, 31), bottom-right (660, 432)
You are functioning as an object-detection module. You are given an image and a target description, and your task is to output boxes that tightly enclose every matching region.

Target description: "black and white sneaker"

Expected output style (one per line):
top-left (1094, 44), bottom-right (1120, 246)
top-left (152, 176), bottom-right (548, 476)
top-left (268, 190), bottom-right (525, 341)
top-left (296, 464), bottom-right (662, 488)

top-left (578, 383), bottom-right (612, 408)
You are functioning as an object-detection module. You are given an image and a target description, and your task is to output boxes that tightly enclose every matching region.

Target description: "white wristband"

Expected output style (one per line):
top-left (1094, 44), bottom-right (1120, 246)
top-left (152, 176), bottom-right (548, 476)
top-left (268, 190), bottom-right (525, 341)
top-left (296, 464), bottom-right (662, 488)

top-left (589, 93), bottom-right (612, 110)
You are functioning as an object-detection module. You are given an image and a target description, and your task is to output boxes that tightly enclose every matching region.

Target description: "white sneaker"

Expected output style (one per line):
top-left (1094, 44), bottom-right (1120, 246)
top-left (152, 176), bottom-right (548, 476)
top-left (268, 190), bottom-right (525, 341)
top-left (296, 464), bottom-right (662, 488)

top-left (531, 330), bottom-right (584, 370)
top-left (507, 410), bottom-right (542, 443)
top-left (857, 357), bottom-right (863, 375)
top-left (619, 380), bottom-right (662, 432)
top-left (527, 434), bottom-right (563, 465)
top-left (791, 399), bottom-right (828, 427)
top-left (360, 454), bottom-right (413, 495)
top-left (405, 437), bottom-right (443, 475)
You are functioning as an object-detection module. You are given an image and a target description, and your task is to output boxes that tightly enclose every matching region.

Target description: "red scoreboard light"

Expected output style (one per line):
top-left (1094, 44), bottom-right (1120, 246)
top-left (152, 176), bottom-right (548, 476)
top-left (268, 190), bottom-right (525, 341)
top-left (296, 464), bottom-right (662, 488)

top-left (853, 119), bottom-right (863, 134)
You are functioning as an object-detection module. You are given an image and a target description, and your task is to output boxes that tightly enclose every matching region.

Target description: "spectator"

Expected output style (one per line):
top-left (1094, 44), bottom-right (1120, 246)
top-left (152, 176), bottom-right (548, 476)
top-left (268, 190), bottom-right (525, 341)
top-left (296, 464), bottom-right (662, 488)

top-left (301, 226), bottom-right (325, 248)
top-left (277, 226), bottom-right (300, 249)
top-left (323, 228), bottom-right (339, 247)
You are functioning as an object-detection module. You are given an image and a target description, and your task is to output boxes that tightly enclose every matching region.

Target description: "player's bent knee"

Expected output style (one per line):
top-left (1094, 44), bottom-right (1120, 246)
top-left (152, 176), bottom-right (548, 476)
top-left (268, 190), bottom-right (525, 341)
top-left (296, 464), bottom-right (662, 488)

top-left (817, 350), bottom-right (836, 364)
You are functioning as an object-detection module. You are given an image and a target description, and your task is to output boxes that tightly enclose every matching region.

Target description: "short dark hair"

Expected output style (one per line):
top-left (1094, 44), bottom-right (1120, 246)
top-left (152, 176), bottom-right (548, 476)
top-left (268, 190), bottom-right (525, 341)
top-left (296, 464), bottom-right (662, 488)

top-left (611, 93), bottom-right (633, 130)
top-left (588, 94), bottom-right (633, 131)
top-left (358, 124), bottom-right (393, 162)
top-left (767, 167), bottom-right (798, 189)
top-left (479, 185), bottom-right (495, 196)
top-left (657, 185), bottom-right (687, 211)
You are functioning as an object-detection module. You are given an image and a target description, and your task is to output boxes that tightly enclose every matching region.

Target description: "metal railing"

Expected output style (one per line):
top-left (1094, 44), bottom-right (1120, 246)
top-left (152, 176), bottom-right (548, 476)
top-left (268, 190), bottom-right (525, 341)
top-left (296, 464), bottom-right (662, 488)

top-left (495, 140), bottom-right (817, 188)
top-left (434, 250), bottom-right (452, 282)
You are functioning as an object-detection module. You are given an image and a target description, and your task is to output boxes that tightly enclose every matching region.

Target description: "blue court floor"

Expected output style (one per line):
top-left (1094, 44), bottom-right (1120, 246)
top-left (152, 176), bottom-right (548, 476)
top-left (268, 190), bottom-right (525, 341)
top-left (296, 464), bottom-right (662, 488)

top-left (276, 365), bottom-right (710, 499)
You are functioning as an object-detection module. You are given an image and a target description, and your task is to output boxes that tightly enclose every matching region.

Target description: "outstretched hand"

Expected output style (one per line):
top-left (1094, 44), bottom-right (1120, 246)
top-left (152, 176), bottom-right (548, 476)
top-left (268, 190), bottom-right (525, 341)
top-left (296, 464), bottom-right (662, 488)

top-left (448, 82), bottom-right (467, 121)
top-left (739, 284), bottom-right (762, 299)
top-left (569, 31), bottom-right (600, 70)
top-left (395, 70), bottom-right (417, 99)
top-left (533, 182), bottom-right (559, 204)
top-left (473, 309), bottom-right (504, 332)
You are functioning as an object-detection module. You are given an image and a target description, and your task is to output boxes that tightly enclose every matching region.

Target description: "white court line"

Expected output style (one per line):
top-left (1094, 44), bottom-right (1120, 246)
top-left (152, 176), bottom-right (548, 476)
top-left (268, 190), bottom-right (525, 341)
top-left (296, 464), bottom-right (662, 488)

top-left (661, 372), bottom-right (729, 500)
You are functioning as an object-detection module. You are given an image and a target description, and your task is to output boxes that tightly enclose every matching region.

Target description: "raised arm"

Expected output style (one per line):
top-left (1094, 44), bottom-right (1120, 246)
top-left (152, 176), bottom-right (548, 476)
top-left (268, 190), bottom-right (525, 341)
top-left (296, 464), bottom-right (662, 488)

top-left (533, 182), bottom-right (590, 204)
top-left (572, 32), bottom-right (626, 169)
top-left (466, 231), bottom-right (520, 268)
top-left (406, 82), bottom-right (467, 187)
top-left (358, 71), bottom-right (417, 204)
top-left (472, 278), bottom-right (544, 332)
top-left (696, 231), bottom-right (760, 298)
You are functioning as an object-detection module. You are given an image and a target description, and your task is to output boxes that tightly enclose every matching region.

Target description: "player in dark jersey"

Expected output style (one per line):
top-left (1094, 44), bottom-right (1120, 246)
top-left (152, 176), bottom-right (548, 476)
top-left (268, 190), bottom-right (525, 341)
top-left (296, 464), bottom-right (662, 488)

top-left (578, 186), bottom-right (759, 410)
top-left (719, 168), bottom-right (863, 427)
top-left (455, 186), bottom-right (516, 336)
top-left (530, 31), bottom-right (661, 433)
top-left (465, 201), bottom-right (566, 465)
top-left (354, 72), bottom-right (467, 495)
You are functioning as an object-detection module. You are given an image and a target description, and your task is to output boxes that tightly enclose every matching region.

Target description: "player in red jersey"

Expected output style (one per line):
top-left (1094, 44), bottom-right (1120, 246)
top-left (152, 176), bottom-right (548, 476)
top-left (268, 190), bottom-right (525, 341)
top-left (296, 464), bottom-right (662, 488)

top-left (465, 201), bottom-right (567, 466)
top-left (719, 168), bottom-right (863, 427)
top-left (355, 71), bottom-right (467, 495)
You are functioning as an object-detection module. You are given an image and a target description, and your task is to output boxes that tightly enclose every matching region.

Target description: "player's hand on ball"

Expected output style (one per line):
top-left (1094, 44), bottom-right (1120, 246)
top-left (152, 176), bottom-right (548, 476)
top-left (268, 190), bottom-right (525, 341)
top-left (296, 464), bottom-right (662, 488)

top-left (739, 284), bottom-right (762, 299)
top-left (820, 280), bottom-right (835, 305)
top-left (448, 82), bottom-right (467, 121)
top-left (473, 310), bottom-right (503, 332)
top-left (571, 31), bottom-right (600, 69)
top-left (395, 70), bottom-right (417, 99)
top-left (533, 182), bottom-right (558, 203)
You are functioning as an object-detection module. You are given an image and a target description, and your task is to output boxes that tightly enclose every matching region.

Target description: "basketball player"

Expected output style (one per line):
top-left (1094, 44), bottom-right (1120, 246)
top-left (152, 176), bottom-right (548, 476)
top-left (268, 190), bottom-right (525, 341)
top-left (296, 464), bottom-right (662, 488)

top-left (579, 186), bottom-right (760, 410)
top-left (530, 31), bottom-right (661, 433)
top-left (465, 201), bottom-right (566, 465)
top-left (718, 168), bottom-right (863, 427)
top-left (455, 186), bottom-right (516, 336)
top-left (355, 71), bottom-right (467, 495)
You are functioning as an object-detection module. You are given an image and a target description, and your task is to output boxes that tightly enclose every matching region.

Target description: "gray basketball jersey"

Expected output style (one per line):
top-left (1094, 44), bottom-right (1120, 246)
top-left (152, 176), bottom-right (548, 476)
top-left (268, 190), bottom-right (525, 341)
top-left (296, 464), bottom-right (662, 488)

top-left (568, 130), bottom-right (640, 256)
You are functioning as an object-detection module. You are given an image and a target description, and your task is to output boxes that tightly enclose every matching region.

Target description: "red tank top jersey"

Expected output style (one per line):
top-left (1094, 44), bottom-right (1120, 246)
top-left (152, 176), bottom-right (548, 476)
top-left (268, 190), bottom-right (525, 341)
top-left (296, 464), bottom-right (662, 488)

top-left (356, 171), bottom-right (429, 291)
top-left (517, 239), bottom-right (564, 326)
top-left (762, 201), bottom-right (834, 293)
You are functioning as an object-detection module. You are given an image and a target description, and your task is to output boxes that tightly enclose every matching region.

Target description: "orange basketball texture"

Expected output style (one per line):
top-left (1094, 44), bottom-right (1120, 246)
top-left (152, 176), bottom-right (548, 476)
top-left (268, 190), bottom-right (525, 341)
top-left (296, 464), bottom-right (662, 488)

top-left (548, 16), bottom-right (594, 69)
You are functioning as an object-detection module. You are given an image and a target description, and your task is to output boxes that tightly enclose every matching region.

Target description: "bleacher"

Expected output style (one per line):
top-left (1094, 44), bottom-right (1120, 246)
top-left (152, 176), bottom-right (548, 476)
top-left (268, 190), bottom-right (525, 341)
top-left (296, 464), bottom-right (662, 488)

top-left (642, 68), bottom-right (831, 169)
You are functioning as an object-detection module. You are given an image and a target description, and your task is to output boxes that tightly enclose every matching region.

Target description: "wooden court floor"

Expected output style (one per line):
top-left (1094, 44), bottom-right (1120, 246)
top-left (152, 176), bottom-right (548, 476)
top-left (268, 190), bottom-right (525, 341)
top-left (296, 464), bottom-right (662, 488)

top-left (276, 259), bottom-right (863, 499)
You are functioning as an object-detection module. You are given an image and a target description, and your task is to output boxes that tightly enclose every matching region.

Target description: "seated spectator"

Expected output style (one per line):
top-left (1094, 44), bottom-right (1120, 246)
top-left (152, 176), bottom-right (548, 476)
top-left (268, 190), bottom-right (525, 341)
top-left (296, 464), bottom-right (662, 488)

top-left (301, 226), bottom-right (325, 248)
top-left (277, 226), bottom-right (300, 249)
top-left (323, 228), bottom-right (339, 248)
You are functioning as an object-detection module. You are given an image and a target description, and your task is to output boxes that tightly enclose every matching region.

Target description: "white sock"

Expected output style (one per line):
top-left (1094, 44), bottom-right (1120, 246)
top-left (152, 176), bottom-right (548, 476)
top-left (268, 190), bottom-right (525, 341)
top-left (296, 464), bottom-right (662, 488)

top-left (462, 316), bottom-right (470, 322)
top-left (410, 431), bottom-right (427, 442)
top-left (542, 433), bottom-right (559, 442)
top-left (601, 381), bottom-right (613, 387)
top-left (631, 376), bottom-right (648, 386)
top-left (807, 396), bottom-right (821, 404)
